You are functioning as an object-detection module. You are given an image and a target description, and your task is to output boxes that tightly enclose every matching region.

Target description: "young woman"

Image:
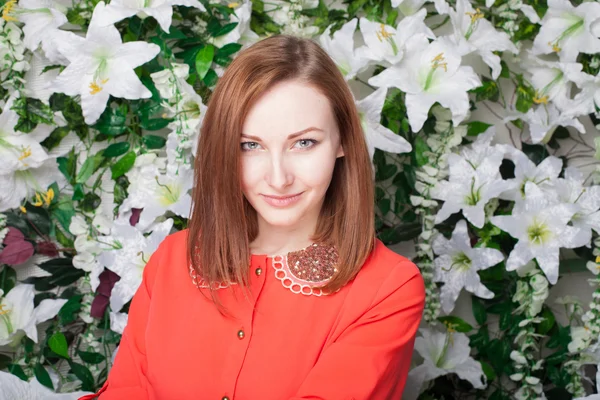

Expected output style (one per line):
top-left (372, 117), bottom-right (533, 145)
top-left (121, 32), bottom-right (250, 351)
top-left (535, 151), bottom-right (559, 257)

top-left (80, 34), bottom-right (425, 400)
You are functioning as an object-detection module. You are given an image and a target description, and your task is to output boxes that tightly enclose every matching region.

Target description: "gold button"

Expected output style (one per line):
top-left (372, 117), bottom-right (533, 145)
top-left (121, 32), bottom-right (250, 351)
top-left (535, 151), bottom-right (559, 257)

top-left (237, 329), bottom-right (245, 339)
top-left (255, 267), bottom-right (262, 276)
top-left (222, 397), bottom-right (230, 400)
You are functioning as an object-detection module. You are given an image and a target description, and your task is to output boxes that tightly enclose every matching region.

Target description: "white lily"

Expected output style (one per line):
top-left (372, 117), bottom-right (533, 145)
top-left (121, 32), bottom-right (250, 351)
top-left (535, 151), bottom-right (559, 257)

top-left (431, 130), bottom-right (511, 229)
top-left (403, 328), bottom-right (486, 400)
top-left (574, 367), bottom-right (600, 400)
top-left (48, 1), bottom-right (160, 124)
top-left (448, 0), bottom-right (517, 79)
top-left (532, 0), bottom-right (600, 62)
top-left (368, 35), bottom-right (481, 132)
top-left (319, 19), bottom-right (370, 81)
top-left (1, 0), bottom-right (67, 52)
top-left (0, 159), bottom-right (61, 212)
top-left (490, 182), bottom-right (579, 285)
top-left (498, 150), bottom-right (562, 201)
top-left (209, 1), bottom-right (259, 49)
top-left (0, 95), bottom-right (52, 175)
top-left (23, 52), bottom-right (61, 103)
top-left (0, 370), bottom-right (92, 399)
top-left (564, 71), bottom-right (600, 118)
top-left (523, 103), bottom-right (585, 144)
top-left (433, 219), bottom-right (503, 313)
top-left (96, 0), bottom-right (205, 33)
top-left (97, 218), bottom-right (173, 312)
top-left (118, 153), bottom-right (193, 230)
top-left (0, 284), bottom-right (67, 346)
top-left (355, 87), bottom-right (412, 161)
top-left (393, 0), bottom-right (448, 16)
top-left (554, 167), bottom-right (600, 248)
top-left (358, 10), bottom-right (434, 66)
top-left (523, 56), bottom-right (585, 111)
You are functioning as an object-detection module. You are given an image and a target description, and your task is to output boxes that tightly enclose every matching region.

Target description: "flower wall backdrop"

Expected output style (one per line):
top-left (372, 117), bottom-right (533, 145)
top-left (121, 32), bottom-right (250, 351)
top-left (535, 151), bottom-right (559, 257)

top-left (0, 0), bottom-right (599, 398)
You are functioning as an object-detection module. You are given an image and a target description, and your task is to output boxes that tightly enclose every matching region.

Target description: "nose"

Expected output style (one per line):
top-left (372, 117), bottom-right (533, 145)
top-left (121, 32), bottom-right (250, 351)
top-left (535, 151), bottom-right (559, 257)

top-left (265, 153), bottom-right (293, 190)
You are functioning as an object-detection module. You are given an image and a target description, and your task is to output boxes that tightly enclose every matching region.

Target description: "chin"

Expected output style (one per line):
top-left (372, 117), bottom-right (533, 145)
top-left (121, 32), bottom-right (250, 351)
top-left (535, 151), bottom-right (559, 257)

top-left (256, 208), bottom-right (306, 228)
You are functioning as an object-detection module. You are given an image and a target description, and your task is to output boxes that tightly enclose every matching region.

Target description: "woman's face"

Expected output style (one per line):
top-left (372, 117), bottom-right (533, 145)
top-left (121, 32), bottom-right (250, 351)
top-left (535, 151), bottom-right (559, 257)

top-left (240, 80), bottom-right (344, 232)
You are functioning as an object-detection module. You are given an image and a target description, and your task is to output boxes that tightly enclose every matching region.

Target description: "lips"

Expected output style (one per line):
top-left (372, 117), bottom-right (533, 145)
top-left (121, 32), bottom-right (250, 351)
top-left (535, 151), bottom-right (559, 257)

top-left (260, 192), bottom-right (304, 207)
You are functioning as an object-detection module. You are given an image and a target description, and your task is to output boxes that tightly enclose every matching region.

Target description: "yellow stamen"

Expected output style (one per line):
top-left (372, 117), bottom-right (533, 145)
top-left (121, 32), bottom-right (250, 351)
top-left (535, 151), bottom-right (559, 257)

top-left (596, 255), bottom-right (600, 264)
top-left (2, 0), bottom-right (18, 22)
top-left (228, 2), bottom-right (239, 7)
top-left (431, 52), bottom-right (448, 72)
top-left (533, 92), bottom-right (549, 104)
top-left (18, 145), bottom-right (31, 166)
top-left (375, 23), bottom-right (394, 42)
top-left (89, 78), bottom-right (109, 95)
top-left (42, 188), bottom-right (54, 205)
top-left (548, 41), bottom-right (561, 53)
top-left (466, 8), bottom-right (484, 23)
top-left (0, 304), bottom-right (9, 315)
top-left (32, 193), bottom-right (43, 207)
top-left (19, 205), bottom-right (26, 213)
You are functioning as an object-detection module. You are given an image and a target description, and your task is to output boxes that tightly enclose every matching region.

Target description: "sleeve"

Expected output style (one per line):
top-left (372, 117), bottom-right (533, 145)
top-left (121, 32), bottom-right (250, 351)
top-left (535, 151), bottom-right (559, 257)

top-left (288, 261), bottom-right (426, 400)
top-left (78, 242), bottom-right (165, 400)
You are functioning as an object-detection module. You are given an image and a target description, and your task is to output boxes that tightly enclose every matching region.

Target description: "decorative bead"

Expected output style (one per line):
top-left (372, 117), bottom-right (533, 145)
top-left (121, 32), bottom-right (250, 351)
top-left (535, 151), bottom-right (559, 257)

top-left (287, 243), bottom-right (339, 282)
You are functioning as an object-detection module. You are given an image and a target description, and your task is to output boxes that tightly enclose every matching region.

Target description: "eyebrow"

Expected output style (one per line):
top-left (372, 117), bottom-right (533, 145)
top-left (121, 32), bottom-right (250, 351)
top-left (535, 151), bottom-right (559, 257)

top-left (241, 127), bottom-right (324, 141)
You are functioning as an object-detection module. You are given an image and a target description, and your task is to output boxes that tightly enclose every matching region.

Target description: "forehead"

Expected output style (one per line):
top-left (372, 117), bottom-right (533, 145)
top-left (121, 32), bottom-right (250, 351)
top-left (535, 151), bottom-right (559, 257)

top-left (242, 80), bottom-right (337, 138)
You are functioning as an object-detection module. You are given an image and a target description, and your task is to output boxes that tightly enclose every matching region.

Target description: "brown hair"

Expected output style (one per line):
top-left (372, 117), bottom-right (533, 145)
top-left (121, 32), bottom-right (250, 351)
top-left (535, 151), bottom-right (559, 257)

top-left (187, 34), bottom-right (375, 315)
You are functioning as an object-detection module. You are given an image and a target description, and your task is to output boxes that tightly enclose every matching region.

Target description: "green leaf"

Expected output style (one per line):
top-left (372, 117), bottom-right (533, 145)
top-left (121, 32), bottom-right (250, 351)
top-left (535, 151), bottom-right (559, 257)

top-left (470, 78), bottom-right (499, 102)
top-left (34, 363), bottom-right (53, 390)
top-left (72, 183), bottom-right (84, 201)
top-left (212, 22), bottom-right (238, 37)
top-left (93, 105), bottom-right (128, 136)
top-left (537, 307), bottom-right (556, 335)
top-left (142, 134), bottom-right (167, 149)
top-left (413, 136), bottom-right (430, 166)
top-left (195, 44), bottom-right (215, 80)
top-left (58, 295), bottom-right (83, 325)
top-left (77, 350), bottom-right (106, 365)
top-left (472, 297), bottom-right (487, 325)
top-left (76, 153), bottom-right (104, 184)
top-left (467, 121), bottom-right (493, 137)
top-left (515, 76), bottom-right (535, 113)
top-left (111, 151), bottom-right (136, 179)
top-left (437, 316), bottom-right (474, 332)
top-left (481, 361), bottom-right (496, 382)
top-left (9, 364), bottom-right (28, 381)
top-left (139, 117), bottom-right (171, 131)
top-left (22, 204), bottom-right (51, 236)
top-left (375, 164), bottom-right (397, 181)
top-left (217, 43), bottom-right (242, 57)
top-left (52, 195), bottom-right (76, 232)
top-left (48, 332), bottom-right (69, 359)
top-left (0, 354), bottom-right (11, 370)
top-left (102, 142), bottom-right (131, 158)
top-left (11, 97), bottom-right (54, 133)
top-left (378, 198), bottom-right (391, 215)
top-left (69, 361), bottom-right (94, 392)
top-left (41, 126), bottom-right (71, 151)
top-left (203, 69), bottom-right (219, 87)
top-left (57, 149), bottom-right (77, 183)
top-left (79, 192), bottom-right (101, 213)
top-left (0, 266), bottom-right (17, 294)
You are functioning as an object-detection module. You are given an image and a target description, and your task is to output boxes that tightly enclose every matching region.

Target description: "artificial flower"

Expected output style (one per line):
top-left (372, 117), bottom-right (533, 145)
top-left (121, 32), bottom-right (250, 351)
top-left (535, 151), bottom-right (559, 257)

top-left (531, 0), bottom-right (600, 62)
top-left (209, 0), bottom-right (259, 49)
top-left (48, 1), bottom-right (160, 124)
top-left (523, 103), bottom-right (585, 144)
top-left (0, 159), bottom-right (60, 212)
top-left (0, 284), bottom-right (67, 346)
top-left (448, 0), bottom-right (517, 79)
top-left (97, 218), bottom-right (173, 312)
top-left (355, 87), bottom-right (412, 161)
top-left (490, 182), bottom-right (579, 284)
top-left (404, 328), bottom-right (486, 400)
top-left (95, 0), bottom-right (205, 33)
top-left (319, 18), bottom-right (370, 80)
top-left (358, 10), bottom-right (434, 66)
top-left (369, 35), bottom-right (480, 132)
top-left (432, 219), bottom-right (503, 313)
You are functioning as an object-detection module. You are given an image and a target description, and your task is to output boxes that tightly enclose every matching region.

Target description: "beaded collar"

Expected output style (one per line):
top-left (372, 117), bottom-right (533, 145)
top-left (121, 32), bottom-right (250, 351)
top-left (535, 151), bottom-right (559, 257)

top-left (189, 243), bottom-right (340, 296)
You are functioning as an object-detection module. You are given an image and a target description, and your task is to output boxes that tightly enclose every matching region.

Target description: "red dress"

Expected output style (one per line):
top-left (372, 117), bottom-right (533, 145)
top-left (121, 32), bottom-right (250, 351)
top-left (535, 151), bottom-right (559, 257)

top-left (79, 229), bottom-right (425, 400)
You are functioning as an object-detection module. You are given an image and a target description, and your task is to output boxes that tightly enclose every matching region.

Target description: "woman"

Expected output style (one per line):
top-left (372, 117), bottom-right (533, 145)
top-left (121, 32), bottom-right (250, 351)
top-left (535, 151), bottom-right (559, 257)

top-left (80, 34), bottom-right (425, 400)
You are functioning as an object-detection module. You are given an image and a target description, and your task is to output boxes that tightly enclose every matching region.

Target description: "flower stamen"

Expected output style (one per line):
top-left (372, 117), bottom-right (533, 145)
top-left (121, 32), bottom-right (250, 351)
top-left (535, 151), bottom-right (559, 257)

top-left (464, 8), bottom-right (484, 40)
top-left (2, 0), bottom-right (18, 22)
top-left (375, 24), bottom-right (398, 56)
top-left (89, 78), bottom-right (109, 95)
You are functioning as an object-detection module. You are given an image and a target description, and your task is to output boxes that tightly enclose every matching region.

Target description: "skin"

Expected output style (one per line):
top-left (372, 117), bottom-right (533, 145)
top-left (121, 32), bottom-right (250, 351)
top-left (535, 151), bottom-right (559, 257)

top-left (240, 79), bottom-right (345, 256)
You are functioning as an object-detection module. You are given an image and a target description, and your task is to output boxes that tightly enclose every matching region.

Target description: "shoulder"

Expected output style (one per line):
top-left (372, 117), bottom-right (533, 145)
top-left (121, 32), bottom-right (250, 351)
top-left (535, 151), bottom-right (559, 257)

top-left (348, 239), bottom-right (425, 306)
top-left (142, 228), bottom-right (189, 285)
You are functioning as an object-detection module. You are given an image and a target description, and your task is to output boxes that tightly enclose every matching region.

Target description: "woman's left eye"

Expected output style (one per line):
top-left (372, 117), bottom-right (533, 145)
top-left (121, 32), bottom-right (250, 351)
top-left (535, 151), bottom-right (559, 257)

top-left (294, 139), bottom-right (318, 149)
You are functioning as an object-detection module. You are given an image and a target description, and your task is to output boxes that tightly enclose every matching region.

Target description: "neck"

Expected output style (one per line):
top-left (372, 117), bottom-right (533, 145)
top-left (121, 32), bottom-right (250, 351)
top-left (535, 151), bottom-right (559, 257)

top-left (251, 216), bottom-right (319, 256)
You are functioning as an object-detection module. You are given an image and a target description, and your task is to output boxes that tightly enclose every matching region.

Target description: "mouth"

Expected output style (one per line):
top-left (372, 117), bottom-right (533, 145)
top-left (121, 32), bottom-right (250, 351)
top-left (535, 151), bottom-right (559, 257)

top-left (260, 192), bottom-right (304, 207)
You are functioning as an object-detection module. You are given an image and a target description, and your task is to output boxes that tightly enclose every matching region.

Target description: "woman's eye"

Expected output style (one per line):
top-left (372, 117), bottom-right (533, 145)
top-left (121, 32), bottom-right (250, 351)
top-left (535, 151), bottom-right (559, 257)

top-left (294, 139), bottom-right (317, 149)
top-left (241, 142), bottom-right (261, 151)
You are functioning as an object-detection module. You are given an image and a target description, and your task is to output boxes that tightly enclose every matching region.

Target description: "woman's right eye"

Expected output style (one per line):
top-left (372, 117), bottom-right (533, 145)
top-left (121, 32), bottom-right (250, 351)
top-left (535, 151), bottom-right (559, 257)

top-left (241, 142), bottom-right (261, 151)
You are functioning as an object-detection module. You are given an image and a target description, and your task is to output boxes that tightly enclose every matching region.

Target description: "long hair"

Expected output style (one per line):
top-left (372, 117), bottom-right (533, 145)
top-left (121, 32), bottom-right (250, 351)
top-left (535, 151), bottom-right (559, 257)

top-left (187, 34), bottom-right (375, 316)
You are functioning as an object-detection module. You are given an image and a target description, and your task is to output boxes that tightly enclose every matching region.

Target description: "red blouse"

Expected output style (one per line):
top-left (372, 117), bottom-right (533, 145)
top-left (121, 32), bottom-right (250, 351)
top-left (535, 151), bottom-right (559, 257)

top-left (79, 229), bottom-right (425, 400)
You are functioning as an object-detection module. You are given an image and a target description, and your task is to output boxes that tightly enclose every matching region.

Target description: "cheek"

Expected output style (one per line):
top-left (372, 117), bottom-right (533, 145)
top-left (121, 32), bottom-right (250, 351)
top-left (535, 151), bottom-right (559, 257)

top-left (240, 157), bottom-right (260, 192)
top-left (294, 151), bottom-right (337, 188)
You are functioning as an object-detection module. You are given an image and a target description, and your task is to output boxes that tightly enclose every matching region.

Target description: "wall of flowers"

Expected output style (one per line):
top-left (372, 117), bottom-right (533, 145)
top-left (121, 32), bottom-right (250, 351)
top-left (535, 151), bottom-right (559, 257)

top-left (0, 0), bottom-right (599, 397)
